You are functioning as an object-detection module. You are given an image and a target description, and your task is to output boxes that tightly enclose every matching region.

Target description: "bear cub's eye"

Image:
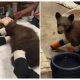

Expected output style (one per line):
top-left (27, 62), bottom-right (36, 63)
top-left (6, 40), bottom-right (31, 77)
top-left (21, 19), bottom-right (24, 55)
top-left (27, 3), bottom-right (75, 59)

top-left (57, 23), bottom-right (60, 26)
top-left (63, 24), bottom-right (66, 27)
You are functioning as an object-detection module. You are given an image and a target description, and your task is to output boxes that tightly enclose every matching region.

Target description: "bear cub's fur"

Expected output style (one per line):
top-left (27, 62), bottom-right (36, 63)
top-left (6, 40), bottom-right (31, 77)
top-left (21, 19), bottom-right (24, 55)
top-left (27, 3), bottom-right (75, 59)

top-left (0, 22), bottom-right (39, 67)
top-left (55, 12), bottom-right (80, 46)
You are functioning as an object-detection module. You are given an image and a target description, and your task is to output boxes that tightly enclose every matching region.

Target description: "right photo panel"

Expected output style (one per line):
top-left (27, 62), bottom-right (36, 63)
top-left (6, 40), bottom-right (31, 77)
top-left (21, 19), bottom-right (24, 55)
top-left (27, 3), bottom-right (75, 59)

top-left (41, 2), bottom-right (80, 78)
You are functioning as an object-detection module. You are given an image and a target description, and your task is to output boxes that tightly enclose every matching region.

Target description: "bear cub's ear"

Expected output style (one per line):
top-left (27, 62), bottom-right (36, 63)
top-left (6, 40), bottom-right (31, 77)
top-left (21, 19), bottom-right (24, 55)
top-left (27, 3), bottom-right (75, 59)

top-left (55, 12), bottom-right (61, 19)
top-left (68, 14), bottom-right (74, 22)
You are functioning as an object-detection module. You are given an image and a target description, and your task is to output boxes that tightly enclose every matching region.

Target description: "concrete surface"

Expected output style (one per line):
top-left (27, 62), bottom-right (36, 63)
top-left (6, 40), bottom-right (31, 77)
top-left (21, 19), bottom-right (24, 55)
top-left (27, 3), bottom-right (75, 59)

top-left (41, 2), bottom-right (70, 59)
top-left (41, 2), bottom-right (70, 78)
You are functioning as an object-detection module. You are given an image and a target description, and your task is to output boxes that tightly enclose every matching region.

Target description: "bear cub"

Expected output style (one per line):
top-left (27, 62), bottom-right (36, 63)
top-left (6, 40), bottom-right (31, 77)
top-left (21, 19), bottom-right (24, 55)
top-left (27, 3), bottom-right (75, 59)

top-left (55, 12), bottom-right (80, 46)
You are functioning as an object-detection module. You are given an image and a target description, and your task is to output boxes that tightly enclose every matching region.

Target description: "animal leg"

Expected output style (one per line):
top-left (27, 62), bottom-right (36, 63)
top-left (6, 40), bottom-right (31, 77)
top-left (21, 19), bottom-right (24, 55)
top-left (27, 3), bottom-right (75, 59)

top-left (0, 36), bottom-right (10, 46)
top-left (13, 50), bottom-right (39, 78)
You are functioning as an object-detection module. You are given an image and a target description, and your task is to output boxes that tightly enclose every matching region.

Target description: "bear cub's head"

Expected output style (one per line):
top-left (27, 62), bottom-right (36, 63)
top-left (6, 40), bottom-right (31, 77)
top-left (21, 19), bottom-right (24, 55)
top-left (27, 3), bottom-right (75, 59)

top-left (55, 12), bottom-right (74, 34)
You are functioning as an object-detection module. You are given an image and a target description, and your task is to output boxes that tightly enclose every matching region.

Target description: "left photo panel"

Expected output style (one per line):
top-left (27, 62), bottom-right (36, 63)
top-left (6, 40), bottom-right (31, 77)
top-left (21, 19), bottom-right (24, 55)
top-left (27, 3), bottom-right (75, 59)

top-left (0, 2), bottom-right (40, 78)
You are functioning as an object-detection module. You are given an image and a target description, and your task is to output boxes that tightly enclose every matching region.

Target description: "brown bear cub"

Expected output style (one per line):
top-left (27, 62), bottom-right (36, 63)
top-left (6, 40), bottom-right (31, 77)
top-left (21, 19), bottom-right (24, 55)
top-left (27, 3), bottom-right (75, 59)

top-left (0, 22), bottom-right (39, 67)
top-left (55, 12), bottom-right (80, 47)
